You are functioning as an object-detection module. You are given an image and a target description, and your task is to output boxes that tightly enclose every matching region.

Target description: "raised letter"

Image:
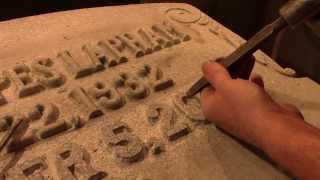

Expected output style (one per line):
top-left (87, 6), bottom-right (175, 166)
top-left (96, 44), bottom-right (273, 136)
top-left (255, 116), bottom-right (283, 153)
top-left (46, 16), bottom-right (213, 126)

top-left (55, 143), bottom-right (107, 180)
top-left (8, 156), bottom-right (52, 180)
top-left (58, 50), bottom-right (103, 79)
top-left (98, 38), bottom-right (128, 67)
top-left (117, 32), bottom-right (151, 57)
top-left (68, 86), bottom-right (103, 120)
top-left (138, 26), bottom-right (172, 49)
top-left (9, 64), bottom-right (44, 98)
top-left (31, 58), bottom-right (64, 88)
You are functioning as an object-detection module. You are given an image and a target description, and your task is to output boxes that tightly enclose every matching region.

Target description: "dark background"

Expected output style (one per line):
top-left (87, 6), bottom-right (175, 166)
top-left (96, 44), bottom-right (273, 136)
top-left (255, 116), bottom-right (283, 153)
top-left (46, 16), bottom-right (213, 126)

top-left (1, 0), bottom-right (320, 82)
top-left (0, 1), bottom-right (138, 21)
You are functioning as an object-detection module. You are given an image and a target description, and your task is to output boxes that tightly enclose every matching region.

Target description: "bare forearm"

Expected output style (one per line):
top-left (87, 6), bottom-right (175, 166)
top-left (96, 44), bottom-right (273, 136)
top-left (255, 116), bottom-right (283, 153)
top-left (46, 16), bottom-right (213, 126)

top-left (254, 112), bottom-right (320, 179)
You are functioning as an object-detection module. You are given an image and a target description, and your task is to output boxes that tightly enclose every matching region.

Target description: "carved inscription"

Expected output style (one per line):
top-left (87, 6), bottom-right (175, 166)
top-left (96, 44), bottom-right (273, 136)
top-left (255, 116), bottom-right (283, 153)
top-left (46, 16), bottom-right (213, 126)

top-left (146, 104), bottom-right (190, 141)
top-left (114, 73), bottom-right (149, 100)
top-left (57, 22), bottom-right (190, 80)
top-left (102, 121), bottom-right (146, 163)
top-left (9, 64), bottom-right (44, 98)
top-left (31, 58), bottom-right (64, 88)
top-left (0, 73), bottom-right (10, 106)
top-left (88, 81), bottom-right (125, 110)
top-left (137, 28), bottom-right (163, 51)
top-left (173, 93), bottom-right (206, 122)
top-left (8, 103), bottom-right (73, 152)
top-left (152, 23), bottom-right (191, 45)
top-left (58, 50), bottom-right (104, 79)
top-left (0, 114), bottom-right (26, 152)
top-left (117, 33), bottom-right (147, 58)
top-left (98, 39), bottom-right (128, 67)
top-left (55, 143), bottom-right (107, 180)
top-left (68, 86), bottom-right (104, 120)
top-left (0, 22), bottom-right (188, 106)
top-left (82, 44), bottom-right (107, 70)
top-left (8, 156), bottom-right (52, 180)
top-left (137, 64), bottom-right (174, 92)
top-left (0, 22), bottom-right (186, 156)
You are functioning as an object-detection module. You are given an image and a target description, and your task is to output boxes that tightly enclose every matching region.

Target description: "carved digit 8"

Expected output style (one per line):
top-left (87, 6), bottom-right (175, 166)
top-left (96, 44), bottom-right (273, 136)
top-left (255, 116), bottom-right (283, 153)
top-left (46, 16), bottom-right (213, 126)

top-left (146, 103), bottom-right (190, 141)
top-left (114, 72), bottom-right (149, 100)
top-left (88, 81), bottom-right (125, 110)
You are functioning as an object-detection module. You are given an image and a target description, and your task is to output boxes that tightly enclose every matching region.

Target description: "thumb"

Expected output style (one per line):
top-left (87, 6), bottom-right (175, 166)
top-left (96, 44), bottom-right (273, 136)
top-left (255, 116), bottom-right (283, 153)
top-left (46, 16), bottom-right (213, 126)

top-left (202, 62), bottom-right (231, 88)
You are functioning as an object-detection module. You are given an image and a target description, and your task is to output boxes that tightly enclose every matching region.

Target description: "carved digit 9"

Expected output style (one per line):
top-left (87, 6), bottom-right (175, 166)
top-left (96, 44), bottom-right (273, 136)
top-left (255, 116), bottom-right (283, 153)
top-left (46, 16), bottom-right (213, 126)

top-left (102, 121), bottom-right (145, 163)
top-left (88, 81), bottom-right (125, 110)
top-left (146, 104), bottom-right (190, 141)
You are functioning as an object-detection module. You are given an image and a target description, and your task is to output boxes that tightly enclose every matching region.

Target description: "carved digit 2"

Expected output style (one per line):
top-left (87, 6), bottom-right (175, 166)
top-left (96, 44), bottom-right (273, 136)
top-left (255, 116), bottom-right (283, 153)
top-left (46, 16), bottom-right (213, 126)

top-left (147, 104), bottom-right (190, 141)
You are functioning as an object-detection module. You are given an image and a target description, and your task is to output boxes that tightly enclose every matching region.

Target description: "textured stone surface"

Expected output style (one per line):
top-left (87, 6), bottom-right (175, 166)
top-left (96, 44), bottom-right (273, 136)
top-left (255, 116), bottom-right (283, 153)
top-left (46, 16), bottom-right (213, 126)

top-left (0, 3), bottom-right (319, 180)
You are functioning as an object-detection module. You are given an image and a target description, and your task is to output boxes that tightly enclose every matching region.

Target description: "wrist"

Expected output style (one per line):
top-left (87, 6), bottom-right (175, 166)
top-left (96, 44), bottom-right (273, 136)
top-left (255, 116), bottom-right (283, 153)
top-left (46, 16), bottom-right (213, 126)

top-left (245, 105), bottom-right (295, 150)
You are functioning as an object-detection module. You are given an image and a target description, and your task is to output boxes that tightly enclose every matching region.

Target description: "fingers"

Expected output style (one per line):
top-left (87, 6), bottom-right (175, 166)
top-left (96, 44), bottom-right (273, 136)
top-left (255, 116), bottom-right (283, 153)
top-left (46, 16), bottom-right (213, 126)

top-left (200, 87), bottom-right (215, 100)
top-left (250, 74), bottom-right (265, 88)
top-left (200, 87), bottom-right (217, 120)
top-left (202, 62), bottom-right (231, 87)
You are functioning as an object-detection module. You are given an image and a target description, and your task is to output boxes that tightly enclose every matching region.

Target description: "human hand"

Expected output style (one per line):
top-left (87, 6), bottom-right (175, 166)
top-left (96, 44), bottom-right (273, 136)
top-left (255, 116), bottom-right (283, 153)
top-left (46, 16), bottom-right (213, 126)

top-left (200, 58), bottom-right (303, 147)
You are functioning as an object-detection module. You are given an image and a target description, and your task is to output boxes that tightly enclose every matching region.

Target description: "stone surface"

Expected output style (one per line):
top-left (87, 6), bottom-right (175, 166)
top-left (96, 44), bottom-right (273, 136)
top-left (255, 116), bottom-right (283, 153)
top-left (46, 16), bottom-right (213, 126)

top-left (0, 3), bottom-right (319, 180)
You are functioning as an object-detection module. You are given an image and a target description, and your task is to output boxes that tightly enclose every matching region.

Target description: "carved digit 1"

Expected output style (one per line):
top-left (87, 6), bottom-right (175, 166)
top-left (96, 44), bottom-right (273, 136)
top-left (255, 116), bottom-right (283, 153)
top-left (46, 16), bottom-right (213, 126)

top-left (31, 58), bottom-right (64, 88)
top-left (102, 121), bottom-right (145, 163)
top-left (146, 104), bottom-right (190, 141)
top-left (55, 143), bottom-right (107, 180)
top-left (173, 93), bottom-right (206, 122)
top-left (88, 81), bottom-right (125, 110)
top-left (68, 86), bottom-right (104, 120)
top-left (9, 64), bottom-right (44, 98)
top-left (114, 73), bottom-right (149, 100)
top-left (137, 64), bottom-right (174, 92)
top-left (7, 156), bottom-right (52, 180)
top-left (57, 50), bottom-right (103, 79)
